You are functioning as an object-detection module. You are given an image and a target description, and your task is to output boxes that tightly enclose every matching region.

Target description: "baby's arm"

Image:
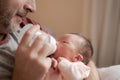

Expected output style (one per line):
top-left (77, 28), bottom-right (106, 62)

top-left (58, 57), bottom-right (90, 80)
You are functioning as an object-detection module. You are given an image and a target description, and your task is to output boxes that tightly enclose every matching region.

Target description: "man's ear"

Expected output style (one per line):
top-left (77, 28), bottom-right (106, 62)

top-left (75, 54), bottom-right (83, 61)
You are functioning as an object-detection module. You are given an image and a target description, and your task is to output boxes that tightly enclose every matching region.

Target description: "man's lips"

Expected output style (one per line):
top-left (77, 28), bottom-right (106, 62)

top-left (16, 14), bottom-right (23, 18)
top-left (16, 13), bottom-right (28, 23)
top-left (16, 12), bottom-right (27, 18)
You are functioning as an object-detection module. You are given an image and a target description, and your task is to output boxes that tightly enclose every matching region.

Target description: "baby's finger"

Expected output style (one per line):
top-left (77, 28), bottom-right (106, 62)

top-left (51, 58), bottom-right (58, 68)
top-left (37, 42), bottom-right (52, 59)
top-left (30, 34), bottom-right (48, 53)
top-left (58, 57), bottom-right (65, 62)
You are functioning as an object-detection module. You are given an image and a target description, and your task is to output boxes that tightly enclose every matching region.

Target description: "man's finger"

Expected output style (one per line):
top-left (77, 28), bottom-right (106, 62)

top-left (20, 25), bottom-right (40, 47)
top-left (37, 43), bottom-right (52, 59)
top-left (30, 34), bottom-right (49, 54)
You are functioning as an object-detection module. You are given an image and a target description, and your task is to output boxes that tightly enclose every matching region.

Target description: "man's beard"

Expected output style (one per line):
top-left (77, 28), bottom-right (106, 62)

top-left (1, 11), bottom-right (12, 27)
top-left (0, 10), bottom-right (19, 33)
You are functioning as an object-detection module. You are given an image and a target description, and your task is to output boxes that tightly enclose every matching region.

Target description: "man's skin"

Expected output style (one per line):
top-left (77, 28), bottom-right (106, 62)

top-left (0, 0), bottom-right (53, 80)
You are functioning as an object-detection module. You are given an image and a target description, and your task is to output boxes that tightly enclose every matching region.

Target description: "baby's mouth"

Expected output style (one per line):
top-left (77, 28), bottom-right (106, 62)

top-left (47, 54), bottom-right (53, 58)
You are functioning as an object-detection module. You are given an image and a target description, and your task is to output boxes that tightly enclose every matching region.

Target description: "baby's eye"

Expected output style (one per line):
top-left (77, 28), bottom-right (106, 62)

top-left (62, 41), bottom-right (68, 43)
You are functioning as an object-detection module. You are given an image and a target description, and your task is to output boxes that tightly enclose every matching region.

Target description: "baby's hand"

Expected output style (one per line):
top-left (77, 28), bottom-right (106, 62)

top-left (51, 58), bottom-right (58, 69)
top-left (57, 57), bottom-right (63, 62)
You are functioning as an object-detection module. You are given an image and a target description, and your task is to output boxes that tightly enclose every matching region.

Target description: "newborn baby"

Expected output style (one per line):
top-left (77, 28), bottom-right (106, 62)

top-left (45, 33), bottom-right (93, 80)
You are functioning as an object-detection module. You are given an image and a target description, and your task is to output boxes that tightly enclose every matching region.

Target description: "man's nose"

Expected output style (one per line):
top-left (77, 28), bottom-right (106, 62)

top-left (24, 0), bottom-right (36, 12)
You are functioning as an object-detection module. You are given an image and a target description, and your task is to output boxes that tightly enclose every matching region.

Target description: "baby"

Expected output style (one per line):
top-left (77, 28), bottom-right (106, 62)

top-left (45, 33), bottom-right (93, 80)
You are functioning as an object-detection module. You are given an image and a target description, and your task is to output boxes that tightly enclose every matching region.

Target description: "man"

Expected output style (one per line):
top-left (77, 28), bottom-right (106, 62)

top-left (0, 0), bottom-right (52, 80)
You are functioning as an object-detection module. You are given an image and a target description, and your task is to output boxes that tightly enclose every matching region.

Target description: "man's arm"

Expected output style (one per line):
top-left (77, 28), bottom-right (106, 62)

top-left (85, 60), bottom-right (100, 80)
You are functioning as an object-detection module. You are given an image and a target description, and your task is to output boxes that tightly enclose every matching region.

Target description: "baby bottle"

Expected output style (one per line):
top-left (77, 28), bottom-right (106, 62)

top-left (19, 24), bottom-right (57, 54)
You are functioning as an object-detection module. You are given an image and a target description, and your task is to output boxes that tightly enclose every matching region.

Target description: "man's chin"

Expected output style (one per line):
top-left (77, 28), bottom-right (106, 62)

top-left (11, 24), bottom-right (20, 32)
top-left (10, 16), bottom-right (22, 32)
top-left (7, 23), bottom-right (20, 33)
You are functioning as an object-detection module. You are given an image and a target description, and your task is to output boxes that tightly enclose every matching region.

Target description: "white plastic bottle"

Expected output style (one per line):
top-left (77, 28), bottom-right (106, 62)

top-left (19, 24), bottom-right (57, 54)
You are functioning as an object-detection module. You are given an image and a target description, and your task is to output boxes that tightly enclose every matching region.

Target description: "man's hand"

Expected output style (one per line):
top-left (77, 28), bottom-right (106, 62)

top-left (12, 25), bottom-right (52, 80)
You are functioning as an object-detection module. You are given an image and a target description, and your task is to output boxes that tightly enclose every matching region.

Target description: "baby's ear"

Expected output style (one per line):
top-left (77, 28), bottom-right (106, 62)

top-left (75, 54), bottom-right (83, 61)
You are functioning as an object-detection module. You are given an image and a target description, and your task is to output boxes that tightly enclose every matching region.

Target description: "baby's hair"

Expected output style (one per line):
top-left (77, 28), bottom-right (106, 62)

top-left (70, 33), bottom-right (93, 65)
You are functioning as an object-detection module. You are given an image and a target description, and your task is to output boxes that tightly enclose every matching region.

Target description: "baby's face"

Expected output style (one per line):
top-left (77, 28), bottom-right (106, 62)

top-left (52, 34), bottom-right (84, 62)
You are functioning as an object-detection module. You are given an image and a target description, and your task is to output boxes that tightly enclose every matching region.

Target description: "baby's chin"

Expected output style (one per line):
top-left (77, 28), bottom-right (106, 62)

top-left (47, 54), bottom-right (55, 58)
top-left (47, 54), bottom-right (59, 61)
